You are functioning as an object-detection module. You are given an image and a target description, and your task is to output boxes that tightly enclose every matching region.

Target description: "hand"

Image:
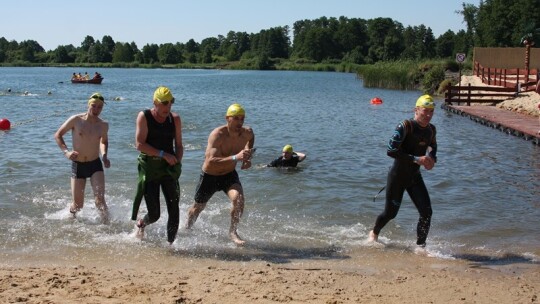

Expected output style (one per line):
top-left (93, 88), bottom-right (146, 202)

top-left (420, 156), bottom-right (435, 170)
top-left (241, 159), bottom-right (252, 170)
top-left (66, 150), bottom-right (79, 161)
top-left (102, 155), bottom-right (111, 168)
top-left (237, 148), bottom-right (253, 162)
top-left (162, 152), bottom-right (178, 166)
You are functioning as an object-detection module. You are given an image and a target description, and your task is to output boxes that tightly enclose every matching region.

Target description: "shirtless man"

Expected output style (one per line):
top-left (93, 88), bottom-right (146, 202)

top-left (54, 93), bottom-right (110, 223)
top-left (186, 103), bottom-right (255, 245)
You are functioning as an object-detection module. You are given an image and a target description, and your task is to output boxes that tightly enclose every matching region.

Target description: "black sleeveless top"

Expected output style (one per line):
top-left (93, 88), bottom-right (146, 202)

top-left (143, 109), bottom-right (175, 154)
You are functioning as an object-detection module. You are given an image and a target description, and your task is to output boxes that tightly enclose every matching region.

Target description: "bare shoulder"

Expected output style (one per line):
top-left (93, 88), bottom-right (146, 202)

top-left (72, 113), bottom-right (86, 121)
top-left (243, 125), bottom-right (254, 137)
top-left (212, 125), bottom-right (228, 136)
top-left (171, 112), bottom-right (181, 120)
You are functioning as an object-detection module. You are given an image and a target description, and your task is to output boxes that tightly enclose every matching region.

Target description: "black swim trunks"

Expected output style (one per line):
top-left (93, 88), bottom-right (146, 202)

top-left (194, 170), bottom-right (241, 204)
top-left (71, 158), bottom-right (103, 179)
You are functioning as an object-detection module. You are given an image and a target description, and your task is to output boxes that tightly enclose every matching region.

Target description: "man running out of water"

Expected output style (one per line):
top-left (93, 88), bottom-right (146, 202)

top-left (132, 86), bottom-right (183, 245)
top-left (368, 94), bottom-right (438, 248)
top-left (54, 93), bottom-right (110, 223)
top-left (186, 103), bottom-right (255, 245)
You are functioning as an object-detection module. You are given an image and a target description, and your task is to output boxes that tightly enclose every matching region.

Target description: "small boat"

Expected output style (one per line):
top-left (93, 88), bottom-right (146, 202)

top-left (71, 77), bottom-right (103, 84)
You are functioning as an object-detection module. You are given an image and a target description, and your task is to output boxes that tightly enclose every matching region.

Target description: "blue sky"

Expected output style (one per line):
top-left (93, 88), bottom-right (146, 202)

top-left (2, 0), bottom-right (480, 51)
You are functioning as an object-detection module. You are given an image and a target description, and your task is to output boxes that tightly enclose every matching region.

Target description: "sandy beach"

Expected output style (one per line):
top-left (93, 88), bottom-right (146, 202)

top-left (1, 248), bottom-right (539, 304)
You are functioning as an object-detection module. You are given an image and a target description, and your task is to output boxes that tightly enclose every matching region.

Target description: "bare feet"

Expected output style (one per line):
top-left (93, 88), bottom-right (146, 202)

top-left (414, 244), bottom-right (427, 255)
top-left (368, 230), bottom-right (378, 242)
top-left (135, 219), bottom-right (145, 240)
top-left (99, 210), bottom-right (110, 225)
top-left (229, 231), bottom-right (245, 246)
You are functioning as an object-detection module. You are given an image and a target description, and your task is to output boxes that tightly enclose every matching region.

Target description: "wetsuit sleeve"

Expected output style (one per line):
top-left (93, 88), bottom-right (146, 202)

top-left (428, 124), bottom-right (438, 162)
top-left (387, 121), bottom-right (415, 162)
top-left (267, 158), bottom-right (279, 167)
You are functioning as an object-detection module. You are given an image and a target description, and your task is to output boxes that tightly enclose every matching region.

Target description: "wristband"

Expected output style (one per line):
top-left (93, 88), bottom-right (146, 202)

top-left (232, 155), bottom-right (237, 162)
top-left (159, 150), bottom-right (164, 158)
top-left (62, 149), bottom-right (69, 154)
top-left (413, 156), bottom-right (420, 163)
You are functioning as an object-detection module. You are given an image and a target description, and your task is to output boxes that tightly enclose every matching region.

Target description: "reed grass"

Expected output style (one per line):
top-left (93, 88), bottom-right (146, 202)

top-left (356, 61), bottom-right (420, 90)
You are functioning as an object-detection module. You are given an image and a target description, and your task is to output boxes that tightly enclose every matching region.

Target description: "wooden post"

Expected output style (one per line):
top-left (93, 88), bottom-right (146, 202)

top-left (467, 83), bottom-right (471, 106)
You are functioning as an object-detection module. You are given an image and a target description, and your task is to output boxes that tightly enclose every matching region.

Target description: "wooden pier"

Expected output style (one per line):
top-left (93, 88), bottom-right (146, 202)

top-left (442, 104), bottom-right (540, 145)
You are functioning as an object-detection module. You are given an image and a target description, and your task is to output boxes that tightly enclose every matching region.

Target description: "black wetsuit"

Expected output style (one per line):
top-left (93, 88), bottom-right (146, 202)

top-left (373, 119), bottom-right (437, 246)
top-left (139, 109), bottom-right (180, 243)
top-left (267, 154), bottom-right (301, 167)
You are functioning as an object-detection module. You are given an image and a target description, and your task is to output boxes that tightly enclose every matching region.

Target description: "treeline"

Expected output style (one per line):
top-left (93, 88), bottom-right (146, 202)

top-left (0, 0), bottom-right (537, 70)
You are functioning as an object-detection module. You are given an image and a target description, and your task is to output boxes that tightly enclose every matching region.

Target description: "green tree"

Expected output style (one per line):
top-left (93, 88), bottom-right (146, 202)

top-left (101, 35), bottom-right (115, 62)
top-left (112, 42), bottom-right (135, 62)
top-left (201, 46), bottom-right (213, 63)
top-left (88, 41), bottom-right (106, 63)
top-left (54, 45), bottom-right (73, 63)
top-left (185, 39), bottom-right (199, 53)
top-left (142, 43), bottom-right (159, 64)
top-left (157, 43), bottom-right (181, 64)
top-left (435, 30), bottom-right (456, 58)
top-left (366, 18), bottom-right (403, 62)
top-left (81, 35), bottom-right (95, 52)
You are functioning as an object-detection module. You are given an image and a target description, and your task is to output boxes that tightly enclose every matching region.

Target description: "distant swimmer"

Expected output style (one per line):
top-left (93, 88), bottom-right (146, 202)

top-left (266, 144), bottom-right (306, 168)
top-left (54, 93), bottom-right (110, 224)
top-left (186, 103), bottom-right (255, 245)
top-left (368, 95), bottom-right (438, 249)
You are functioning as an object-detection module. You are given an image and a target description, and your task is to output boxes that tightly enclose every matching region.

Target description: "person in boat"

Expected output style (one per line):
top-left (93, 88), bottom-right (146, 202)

top-left (54, 93), bottom-right (110, 224)
top-left (84, 72), bottom-right (90, 80)
top-left (186, 103), bottom-right (255, 245)
top-left (132, 86), bottom-right (183, 245)
top-left (93, 72), bottom-right (102, 79)
top-left (267, 144), bottom-right (306, 167)
top-left (71, 73), bottom-right (77, 80)
top-left (368, 94), bottom-right (438, 249)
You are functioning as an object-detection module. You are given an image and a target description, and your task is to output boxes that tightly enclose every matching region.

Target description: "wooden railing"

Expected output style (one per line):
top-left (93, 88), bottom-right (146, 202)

top-left (444, 84), bottom-right (517, 106)
top-left (473, 61), bottom-right (538, 93)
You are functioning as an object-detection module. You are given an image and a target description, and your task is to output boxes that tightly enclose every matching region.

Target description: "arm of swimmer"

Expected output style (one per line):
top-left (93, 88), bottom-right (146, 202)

top-left (101, 121), bottom-right (110, 168)
top-left (173, 114), bottom-right (183, 162)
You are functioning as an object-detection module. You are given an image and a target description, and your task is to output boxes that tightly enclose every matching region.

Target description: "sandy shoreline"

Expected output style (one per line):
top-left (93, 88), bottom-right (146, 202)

top-left (1, 249), bottom-right (539, 304)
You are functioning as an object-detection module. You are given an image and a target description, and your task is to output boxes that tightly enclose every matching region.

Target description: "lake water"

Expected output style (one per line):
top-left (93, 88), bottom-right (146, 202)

top-left (0, 67), bottom-right (539, 267)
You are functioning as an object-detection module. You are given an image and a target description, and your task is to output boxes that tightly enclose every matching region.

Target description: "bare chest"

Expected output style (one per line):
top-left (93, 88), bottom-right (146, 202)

top-left (74, 119), bottom-right (103, 140)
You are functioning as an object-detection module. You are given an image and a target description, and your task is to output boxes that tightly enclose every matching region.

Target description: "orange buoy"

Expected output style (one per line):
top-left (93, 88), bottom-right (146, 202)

top-left (0, 118), bottom-right (11, 130)
top-left (370, 97), bottom-right (383, 105)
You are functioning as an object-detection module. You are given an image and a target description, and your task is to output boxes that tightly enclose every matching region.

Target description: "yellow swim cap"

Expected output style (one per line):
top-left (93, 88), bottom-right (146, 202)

top-left (153, 86), bottom-right (174, 103)
top-left (415, 94), bottom-right (435, 109)
top-left (226, 103), bottom-right (245, 117)
top-left (88, 92), bottom-right (105, 105)
top-left (282, 144), bottom-right (293, 153)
